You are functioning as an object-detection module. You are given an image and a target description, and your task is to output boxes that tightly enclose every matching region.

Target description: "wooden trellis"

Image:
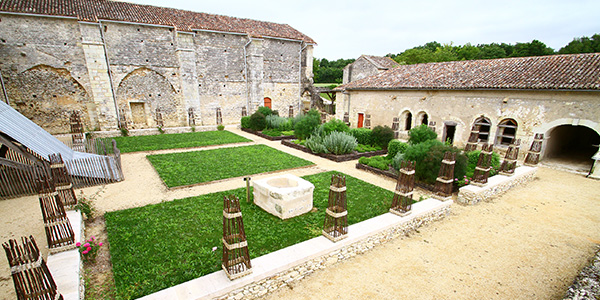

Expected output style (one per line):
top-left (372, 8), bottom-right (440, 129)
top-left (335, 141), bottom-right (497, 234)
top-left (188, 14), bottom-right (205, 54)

top-left (390, 161), bottom-right (415, 216)
top-left (323, 174), bottom-right (348, 242)
top-left (155, 107), bottom-right (164, 128)
top-left (188, 108), bottom-right (196, 126)
top-left (222, 195), bottom-right (251, 280)
top-left (2, 236), bottom-right (63, 300)
top-left (320, 112), bottom-right (327, 124)
top-left (428, 121), bottom-right (436, 133)
top-left (364, 114), bottom-right (371, 129)
top-left (499, 139), bottom-right (521, 176)
top-left (343, 112), bottom-right (350, 126)
top-left (241, 106), bottom-right (247, 118)
top-left (288, 105), bottom-right (294, 118)
top-left (392, 117), bottom-right (400, 139)
top-left (48, 153), bottom-right (77, 209)
top-left (69, 110), bottom-right (84, 146)
top-left (216, 108), bottom-right (223, 125)
top-left (464, 124), bottom-right (480, 152)
top-left (38, 175), bottom-right (75, 253)
top-left (433, 152), bottom-right (456, 201)
top-left (524, 133), bottom-right (544, 166)
top-left (118, 108), bottom-right (128, 130)
top-left (471, 144), bottom-right (494, 186)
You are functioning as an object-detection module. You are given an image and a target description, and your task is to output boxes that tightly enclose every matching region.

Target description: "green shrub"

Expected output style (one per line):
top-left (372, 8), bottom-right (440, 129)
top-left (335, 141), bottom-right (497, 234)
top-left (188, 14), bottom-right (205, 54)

top-left (240, 116), bottom-right (251, 129)
top-left (387, 140), bottom-right (408, 158)
top-left (408, 124), bottom-right (437, 145)
top-left (360, 156), bottom-right (391, 171)
top-left (249, 111), bottom-right (267, 131)
top-left (355, 144), bottom-right (381, 153)
top-left (281, 130), bottom-right (294, 136)
top-left (305, 126), bottom-right (327, 153)
top-left (391, 152), bottom-right (405, 171)
top-left (257, 106), bottom-right (275, 116)
top-left (349, 128), bottom-right (373, 145)
top-left (404, 140), bottom-right (467, 184)
top-left (371, 125), bottom-right (395, 148)
top-left (120, 127), bottom-right (129, 137)
top-left (322, 131), bottom-right (358, 155)
top-left (266, 115), bottom-right (289, 129)
top-left (278, 119), bottom-right (294, 131)
top-left (294, 109), bottom-right (321, 140)
top-left (322, 119), bottom-right (350, 135)
top-left (465, 150), bottom-right (501, 178)
top-left (261, 129), bottom-right (282, 137)
top-left (217, 124), bottom-right (225, 131)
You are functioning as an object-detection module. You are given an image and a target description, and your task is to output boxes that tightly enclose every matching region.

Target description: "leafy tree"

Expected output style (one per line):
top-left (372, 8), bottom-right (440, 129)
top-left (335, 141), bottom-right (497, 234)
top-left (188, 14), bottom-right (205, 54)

top-left (477, 43), bottom-right (507, 59)
top-left (511, 40), bottom-right (555, 57)
top-left (457, 43), bottom-right (481, 60)
top-left (559, 34), bottom-right (600, 54)
top-left (408, 124), bottom-right (437, 145)
top-left (294, 109), bottom-right (321, 140)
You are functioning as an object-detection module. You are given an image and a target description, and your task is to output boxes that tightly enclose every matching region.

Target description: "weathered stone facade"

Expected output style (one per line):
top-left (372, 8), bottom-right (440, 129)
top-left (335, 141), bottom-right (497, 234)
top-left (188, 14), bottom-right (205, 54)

top-left (342, 55), bottom-right (399, 84)
top-left (0, 4), bottom-right (315, 134)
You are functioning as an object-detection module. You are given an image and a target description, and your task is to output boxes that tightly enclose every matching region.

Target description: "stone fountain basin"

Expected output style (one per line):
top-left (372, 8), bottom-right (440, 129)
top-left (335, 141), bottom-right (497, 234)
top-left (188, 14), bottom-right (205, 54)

top-left (252, 174), bottom-right (314, 219)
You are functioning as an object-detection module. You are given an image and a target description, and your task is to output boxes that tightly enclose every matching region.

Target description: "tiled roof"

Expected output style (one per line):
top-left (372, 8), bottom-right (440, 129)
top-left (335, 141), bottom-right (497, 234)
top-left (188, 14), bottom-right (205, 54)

top-left (335, 53), bottom-right (600, 91)
top-left (0, 0), bottom-right (316, 43)
top-left (362, 55), bottom-right (399, 70)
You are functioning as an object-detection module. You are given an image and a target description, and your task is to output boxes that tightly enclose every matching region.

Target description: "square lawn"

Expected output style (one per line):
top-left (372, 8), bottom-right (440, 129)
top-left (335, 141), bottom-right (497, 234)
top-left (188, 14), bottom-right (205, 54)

top-left (146, 144), bottom-right (315, 188)
top-left (105, 130), bottom-right (251, 153)
top-left (105, 171), bottom-right (396, 299)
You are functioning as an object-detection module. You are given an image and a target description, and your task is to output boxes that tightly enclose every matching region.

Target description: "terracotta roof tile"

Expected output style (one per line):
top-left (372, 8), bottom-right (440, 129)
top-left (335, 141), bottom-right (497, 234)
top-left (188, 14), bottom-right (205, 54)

top-left (363, 55), bottom-right (399, 70)
top-left (336, 53), bottom-right (600, 91)
top-left (0, 0), bottom-right (316, 43)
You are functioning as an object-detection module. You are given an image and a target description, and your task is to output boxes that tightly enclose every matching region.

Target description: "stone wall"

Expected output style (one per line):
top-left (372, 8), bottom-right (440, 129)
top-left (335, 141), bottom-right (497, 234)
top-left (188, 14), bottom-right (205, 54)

top-left (342, 56), bottom-right (379, 84)
top-left (0, 13), bottom-right (314, 133)
top-left (457, 166), bottom-right (537, 205)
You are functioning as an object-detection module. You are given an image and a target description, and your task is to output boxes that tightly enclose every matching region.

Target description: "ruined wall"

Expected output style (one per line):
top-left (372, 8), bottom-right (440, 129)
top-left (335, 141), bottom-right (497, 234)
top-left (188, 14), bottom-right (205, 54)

top-left (336, 89), bottom-right (600, 149)
top-left (0, 13), bottom-right (311, 132)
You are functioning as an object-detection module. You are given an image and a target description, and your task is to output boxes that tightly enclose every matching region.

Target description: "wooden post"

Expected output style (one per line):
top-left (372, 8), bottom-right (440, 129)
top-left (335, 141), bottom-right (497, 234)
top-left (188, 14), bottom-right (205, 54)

top-left (244, 177), bottom-right (251, 203)
top-left (188, 107), bottom-right (196, 126)
top-left (322, 174), bottom-right (348, 242)
top-left (433, 152), bottom-right (456, 201)
top-left (471, 144), bottom-right (494, 187)
top-left (222, 195), bottom-right (252, 280)
top-left (392, 117), bottom-right (400, 139)
top-left (390, 161), bottom-right (415, 216)
top-left (38, 174), bottom-right (75, 253)
top-left (216, 108), bottom-right (223, 125)
top-left (288, 105), bottom-right (294, 118)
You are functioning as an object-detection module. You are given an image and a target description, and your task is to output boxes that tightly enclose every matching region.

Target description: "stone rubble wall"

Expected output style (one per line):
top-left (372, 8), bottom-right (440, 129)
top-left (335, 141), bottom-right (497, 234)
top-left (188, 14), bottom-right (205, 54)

top-left (457, 167), bottom-right (537, 205)
top-left (563, 246), bottom-right (600, 300)
top-left (218, 206), bottom-right (451, 300)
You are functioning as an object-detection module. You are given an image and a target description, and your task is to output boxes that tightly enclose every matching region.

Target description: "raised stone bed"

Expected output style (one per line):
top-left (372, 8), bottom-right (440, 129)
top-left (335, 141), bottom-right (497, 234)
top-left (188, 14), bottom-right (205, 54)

top-left (240, 128), bottom-right (295, 141)
top-left (457, 166), bottom-right (537, 205)
top-left (281, 139), bottom-right (387, 162)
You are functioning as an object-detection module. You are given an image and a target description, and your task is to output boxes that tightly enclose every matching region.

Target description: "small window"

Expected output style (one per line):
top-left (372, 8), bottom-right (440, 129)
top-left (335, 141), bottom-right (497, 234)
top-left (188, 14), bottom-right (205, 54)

top-left (495, 118), bottom-right (518, 146)
top-left (474, 116), bottom-right (491, 142)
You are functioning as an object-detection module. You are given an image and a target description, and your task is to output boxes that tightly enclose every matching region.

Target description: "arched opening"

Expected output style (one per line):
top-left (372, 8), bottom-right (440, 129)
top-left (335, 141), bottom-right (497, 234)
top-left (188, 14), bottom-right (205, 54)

top-left (544, 125), bottom-right (600, 172)
top-left (421, 114), bottom-right (428, 126)
top-left (495, 118), bottom-right (517, 146)
top-left (264, 97), bottom-right (272, 109)
top-left (405, 112), bottom-right (412, 130)
top-left (474, 116), bottom-right (491, 142)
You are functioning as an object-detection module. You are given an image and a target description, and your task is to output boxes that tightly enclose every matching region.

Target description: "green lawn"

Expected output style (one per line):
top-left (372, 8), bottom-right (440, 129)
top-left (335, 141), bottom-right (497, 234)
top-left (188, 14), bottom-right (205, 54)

top-left (146, 145), bottom-right (315, 188)
top-left (105, 130), bottom-right (251, 153)
top-left (105, 171), bottom-right (396, 299)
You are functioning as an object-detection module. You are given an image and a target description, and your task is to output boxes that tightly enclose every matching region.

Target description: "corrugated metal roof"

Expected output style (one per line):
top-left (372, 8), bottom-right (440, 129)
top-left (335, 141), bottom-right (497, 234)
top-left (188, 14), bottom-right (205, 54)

top-left (0, 100), bottom-right (74, 160)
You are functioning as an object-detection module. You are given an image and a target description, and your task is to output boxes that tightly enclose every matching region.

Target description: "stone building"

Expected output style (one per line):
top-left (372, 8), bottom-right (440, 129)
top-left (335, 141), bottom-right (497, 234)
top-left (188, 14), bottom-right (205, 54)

top-left (0, 0), bottom-right (316, 134)
top-left (335, 53), bottom-right (600, 171)
top-left (342, 55), bottom-right (399, 84)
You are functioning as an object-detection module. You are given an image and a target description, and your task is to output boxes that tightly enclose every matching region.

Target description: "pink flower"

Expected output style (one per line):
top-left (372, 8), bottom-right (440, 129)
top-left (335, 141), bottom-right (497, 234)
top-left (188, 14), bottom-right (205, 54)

top-left (454, 178), bottom-right (458, 181)
top-left (82, 250), bottom-right (89, 254)
top-left (76, 242), bottom-right (81, 247)
top-left (212, 247), bottom-right (217, 252)
top-left (91, 236), bottom-right (95, 240)
top-left (98, 242), bottom-right (103, 247)
top-left (86, 247), bottom-right (92, 252)
top-left (83, 243), bottom-right (90, 248)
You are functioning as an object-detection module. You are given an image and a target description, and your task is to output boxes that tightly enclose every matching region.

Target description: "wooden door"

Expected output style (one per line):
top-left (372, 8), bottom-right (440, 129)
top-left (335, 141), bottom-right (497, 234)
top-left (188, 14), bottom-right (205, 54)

top-left (357, 113), bottom-right (364, 128)
top-left (264, 97), bottom-right (272, 109)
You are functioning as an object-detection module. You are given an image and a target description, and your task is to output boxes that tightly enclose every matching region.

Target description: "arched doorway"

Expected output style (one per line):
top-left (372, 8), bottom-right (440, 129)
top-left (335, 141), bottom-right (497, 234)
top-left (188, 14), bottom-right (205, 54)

top-left (545, 125), bottom-right (600, 172)
top-left (264, 97), bottom-right (272, 109)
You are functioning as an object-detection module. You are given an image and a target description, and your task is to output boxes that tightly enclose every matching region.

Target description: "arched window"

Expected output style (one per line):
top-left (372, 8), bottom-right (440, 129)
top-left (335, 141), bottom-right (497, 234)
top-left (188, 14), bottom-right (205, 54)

top-left (474, 116), bottom-right (491, 142)
top-left (495, 118), bottom-right (518, 146)
top-left (421, 113), bottom-right (428, 126)
top-left (404, 112), bottom-right (412, 130)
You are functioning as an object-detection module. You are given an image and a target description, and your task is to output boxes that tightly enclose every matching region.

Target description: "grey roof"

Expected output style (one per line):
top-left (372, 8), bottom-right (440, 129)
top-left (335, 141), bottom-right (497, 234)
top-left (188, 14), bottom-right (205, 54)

top-left (0, 100), bottom-right (74, 160)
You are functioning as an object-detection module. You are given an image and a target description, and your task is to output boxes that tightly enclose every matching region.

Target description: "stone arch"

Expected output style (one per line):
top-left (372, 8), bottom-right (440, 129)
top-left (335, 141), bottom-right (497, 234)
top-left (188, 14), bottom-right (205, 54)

top-left (116, 67), bottom-right (179, 128)
top-left (399, 109), bottom-right (413, 131)
top-left (471, 115), bottom-right (492, 143)
top-left (8, 65), bottom-right (92, 134)
top-left (415, 111), bottom-right (429, 126)
top-left (495, 118), bottom-right (518, 146)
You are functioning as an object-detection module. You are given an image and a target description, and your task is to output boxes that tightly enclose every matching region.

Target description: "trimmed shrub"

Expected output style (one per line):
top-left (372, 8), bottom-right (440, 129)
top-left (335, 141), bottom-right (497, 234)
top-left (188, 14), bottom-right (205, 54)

top-left (356, 144), bottom-right (381, 153)
top-left (249, 111), bottom-right (267, 131)
top-left (387, 140), bottom-right (408, 158)
top-left (257, 106), bottom-right (275, 117)
top-left (408, 124), bottom-right (437, 145)
top-left (294, 109), bottom-right (321, 140)
top-left (349, 128), bottom-right (373, 145)
top-left (322, 119), bottom-right (350, 135)
top-left (465, 150), bottom-right (501, 178)
top-left (217, 124), bottom-right (225, 131)
top-left (360, 156), bottom-right (391, 171)
top-left (322, 131), bottom-right (358, 155)
top-left (371, 125), bottom-right (395, 149)
top-left (404, 139), bottom-right (467, 184)
top-left (240, 116), bottom-right (251, 129)
top-left (266, 115), bottom-right (288, 130)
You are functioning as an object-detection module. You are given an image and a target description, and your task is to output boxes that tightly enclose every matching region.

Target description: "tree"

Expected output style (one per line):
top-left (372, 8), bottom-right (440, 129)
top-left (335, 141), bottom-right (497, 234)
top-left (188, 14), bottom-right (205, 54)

top-left (477, 43), bottom-right (507, 59)
top-left (511, 40), bottom-right (554, 57)
top-left (457, 43), bottom-right (481, 60)
top-left (559, 34), bottom-right (600, 54)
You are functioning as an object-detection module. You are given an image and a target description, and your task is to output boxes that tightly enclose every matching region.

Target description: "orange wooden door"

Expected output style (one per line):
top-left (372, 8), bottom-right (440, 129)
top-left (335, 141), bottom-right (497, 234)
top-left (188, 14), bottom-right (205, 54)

top-left (357, 113), bottom-right (364, 128)
top-left (264, 97), bottom-right (272, 109)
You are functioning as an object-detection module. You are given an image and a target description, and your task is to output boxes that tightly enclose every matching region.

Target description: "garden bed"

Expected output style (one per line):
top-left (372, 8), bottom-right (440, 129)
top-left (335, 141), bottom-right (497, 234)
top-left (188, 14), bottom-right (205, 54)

top-left (241, 128), bottom-right (295, 141)
top-left (281, 139), bottom-right (387, 162)
top-left (355, 162), bottom-right (442, 193)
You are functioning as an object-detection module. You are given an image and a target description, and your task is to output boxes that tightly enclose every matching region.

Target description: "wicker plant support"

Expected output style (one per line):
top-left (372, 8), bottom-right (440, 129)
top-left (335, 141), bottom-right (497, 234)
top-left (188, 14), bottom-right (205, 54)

top-left (471, 144), bottom-right (494, 187)
top-left (390, 161), bottom-right (415, 216)
top-left (392, 117), bottom-right (400, 139)
top-left (323, 174), bottom-right (348, 242)
top-left (69, 110), bottom-right (84, 146)
top-left (433, 152), bottom-right (456, 201)
top-left (524, 133), bottom-right (544, 166)
top-left (464, 124), bottom-right (480, 152)
top-left (2, 236), bottom-right (64, 300)
top-left (48, 153), bottom-right (77, 209)
top-left (499, 139), bottom-right (521, 176)
top-left (216, 108), bottom-right (223, 125)
top-left (288, 105), bottom-right (294, 118)
top-left (38, 176), bottom-right (75, 253)
top-left (118, 108), bottom-right (128, 130)
top-left (364, 114), bottom-right (371, 129)
top-left (343, 112), bottom-right (350, 126)
top-left (222, 195), bottom-right (252, 280)
top-left (428, 121), bottom-right (436, 133)
top-left (188, 107), bottom-right (196, 126)
top-left (155, 108), bottom-right (164, 128)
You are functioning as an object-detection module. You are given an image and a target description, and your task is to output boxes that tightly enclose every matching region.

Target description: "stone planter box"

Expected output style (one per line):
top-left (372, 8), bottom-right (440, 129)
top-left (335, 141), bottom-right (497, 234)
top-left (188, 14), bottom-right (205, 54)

top-left (241, 128), bottom-right (295, 141)
top-left (252, 174), bottom-right (315, 219)
top-left (281, 139), bottom-right (387, 162)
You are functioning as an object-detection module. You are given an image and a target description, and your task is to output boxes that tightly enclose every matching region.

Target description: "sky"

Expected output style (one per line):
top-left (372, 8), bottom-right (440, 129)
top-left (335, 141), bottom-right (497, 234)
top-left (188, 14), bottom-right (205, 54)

top-left (125, 0), bottom-right (600, 60)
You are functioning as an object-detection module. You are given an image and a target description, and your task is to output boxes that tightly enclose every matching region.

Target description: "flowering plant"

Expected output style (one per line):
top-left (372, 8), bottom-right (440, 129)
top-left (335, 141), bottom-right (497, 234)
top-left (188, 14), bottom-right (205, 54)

top-left (455, 175), bottom-right (471, 188)
top-left (76, 236), bottom-right (103, 263)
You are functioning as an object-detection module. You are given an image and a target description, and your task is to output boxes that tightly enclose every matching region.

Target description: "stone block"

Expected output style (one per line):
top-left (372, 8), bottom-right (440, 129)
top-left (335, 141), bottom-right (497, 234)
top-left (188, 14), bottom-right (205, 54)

top-left (252, 174), bottom-right (314, 219)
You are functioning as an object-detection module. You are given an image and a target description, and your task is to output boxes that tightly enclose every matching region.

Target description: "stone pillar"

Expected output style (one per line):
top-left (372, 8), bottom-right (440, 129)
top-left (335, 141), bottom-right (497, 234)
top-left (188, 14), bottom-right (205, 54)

top-left (246, 39), bottom-right (264, 113)
top-left (175, 32), bottom-right (201, 126)
top-left (79, 23), bottom-right (118, 130)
